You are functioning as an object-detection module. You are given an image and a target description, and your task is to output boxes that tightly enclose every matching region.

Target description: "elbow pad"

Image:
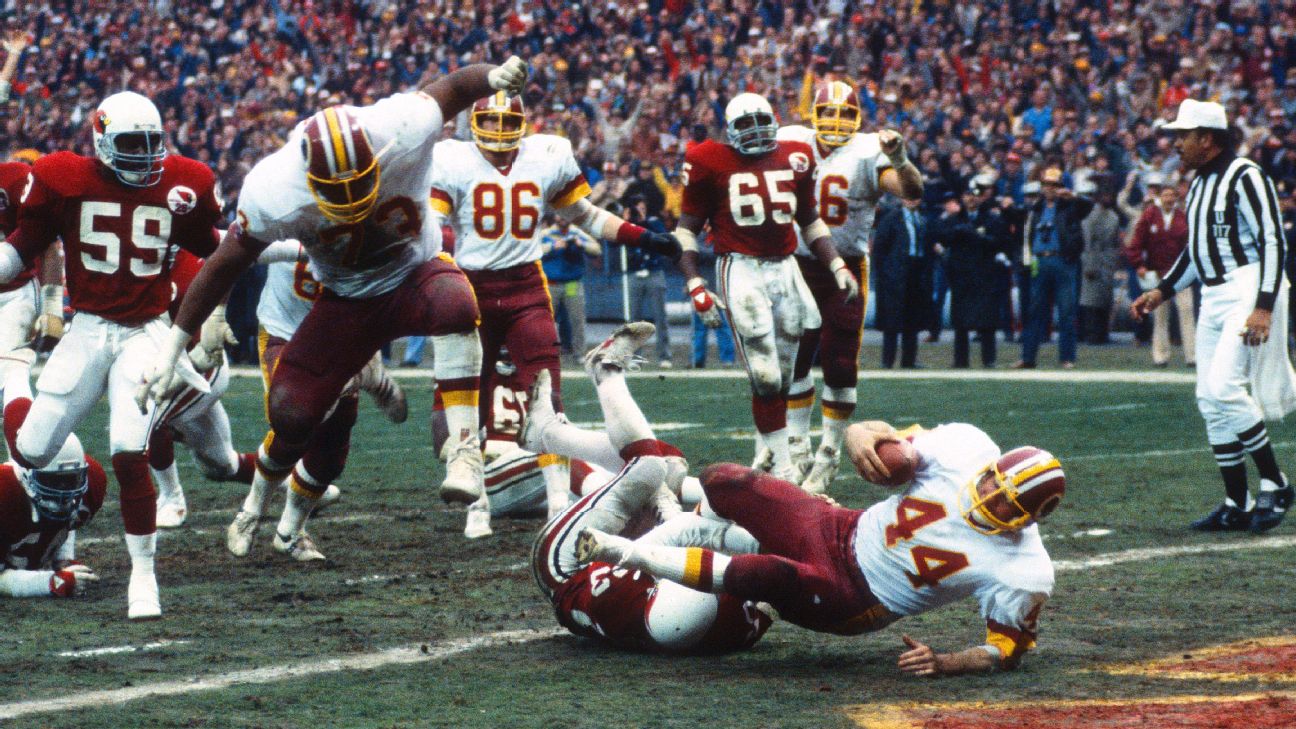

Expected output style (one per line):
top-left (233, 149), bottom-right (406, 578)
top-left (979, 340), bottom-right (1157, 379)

top-left (802, 218), bottom-right (831, 244)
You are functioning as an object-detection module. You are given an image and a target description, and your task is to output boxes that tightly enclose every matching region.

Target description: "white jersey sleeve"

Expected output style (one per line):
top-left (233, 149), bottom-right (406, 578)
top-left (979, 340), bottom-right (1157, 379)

top-left (256, 258), bottom-right (320, 340)
top-left (777, 126), bottom-right (888, 258)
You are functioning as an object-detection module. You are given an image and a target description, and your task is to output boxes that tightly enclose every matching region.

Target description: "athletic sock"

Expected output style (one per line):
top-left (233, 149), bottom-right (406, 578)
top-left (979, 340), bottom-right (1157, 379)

top-left (1213, 441), bottom-right (1252, 509)
top-left (819, 386), bottom-right (857, 452)
top-left (785, 375), bottom-right (815, 442)
top-left (1239, 422), bottom-right (1285, 485)
top-left (597, 369), bottom-right (654, 449)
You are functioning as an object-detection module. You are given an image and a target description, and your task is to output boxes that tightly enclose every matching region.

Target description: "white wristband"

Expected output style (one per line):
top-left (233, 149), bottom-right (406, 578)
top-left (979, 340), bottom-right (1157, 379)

top-left (686, 276), bottom-right (706, 292)
top-left (829, 257), bottom-right (848, 274)
top-left (675, 227), bottom-right (699, 254)
top-left (803, 218), bottom-right (831, 244)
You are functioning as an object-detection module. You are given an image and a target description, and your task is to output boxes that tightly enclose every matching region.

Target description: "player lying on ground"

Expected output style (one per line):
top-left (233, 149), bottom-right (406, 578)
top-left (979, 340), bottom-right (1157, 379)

top-left (0, 353), bottom-right (104, 599)
top-left (579, 419), bottom-right (1064, 675)
top-left (528, 323), bottom-right (773, 653)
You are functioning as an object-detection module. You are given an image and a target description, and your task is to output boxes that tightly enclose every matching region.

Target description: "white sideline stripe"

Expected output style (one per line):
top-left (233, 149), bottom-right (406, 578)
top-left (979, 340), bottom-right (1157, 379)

top-left (58, 640), bottom-right (191, 658)
top-left (1054, 535), bottom-right (1296, 571)
top-left (1067, 441), bottom-right (1296, 462)
top-left (76, 513), bottom-right (392, 549)
top-left (224, 366), bottom-right (1197, 384)
top-left (0, 628), bottom-right (563, 721)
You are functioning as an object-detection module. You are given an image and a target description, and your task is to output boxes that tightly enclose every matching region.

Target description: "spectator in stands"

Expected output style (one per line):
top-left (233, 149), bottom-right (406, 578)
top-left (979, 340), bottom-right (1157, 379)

top-left (874, 197), bottom-right (935, 369)
top-left (540, 216), bottom-right (603, 361)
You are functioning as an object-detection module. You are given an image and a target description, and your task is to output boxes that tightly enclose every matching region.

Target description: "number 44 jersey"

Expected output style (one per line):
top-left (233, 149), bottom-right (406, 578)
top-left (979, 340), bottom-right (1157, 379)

top-left (853, 423), bottom-right (1054, 662)
top-left (11, 151), bottom-right (222, 323)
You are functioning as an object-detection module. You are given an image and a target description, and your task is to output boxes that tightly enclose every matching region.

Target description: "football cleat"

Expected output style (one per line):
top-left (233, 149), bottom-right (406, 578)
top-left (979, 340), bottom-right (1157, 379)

top-left (464, 498), bottom-right (493, 539)
top-left (788, 436), bottom-right (813, 481)
top-left (751, 446), bottom-right (774, 473)
top-left (226, 510), bottom-right (261, 557)
top-left (583, 322), bottom-right (654, 383)
top-left (519, 369), bottom-right (558, 454)
top-left (1189, 502), bottom-right (1251, 532)
top-left (801, 445), bottom-right (840, 495)
top-left (771, 461), bottom-right (801, 484)
top-left (439, 435), bottom-right (484, 504)
top-left (575, 527), bottom-right (633, 567)
top-left (1250, 481), bottom-right (1294, 534)
top-left (357, 353), bottom-right (408, 424)
top-left (155, 496), bottom-right (188, 529)
top-left (126, 571), bottom-right (162, 620)
top-left (272, 530), bottom-right (326, 562)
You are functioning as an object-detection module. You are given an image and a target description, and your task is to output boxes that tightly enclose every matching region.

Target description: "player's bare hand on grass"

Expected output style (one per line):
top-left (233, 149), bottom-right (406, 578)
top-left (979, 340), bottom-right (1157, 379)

top-left (898, 634), bottom-right (942, 677)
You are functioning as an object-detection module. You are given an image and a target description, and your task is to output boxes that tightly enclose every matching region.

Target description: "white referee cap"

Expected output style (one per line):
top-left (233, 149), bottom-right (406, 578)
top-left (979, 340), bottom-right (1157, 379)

top-left (1164, 99), bottom-right (1228, 131)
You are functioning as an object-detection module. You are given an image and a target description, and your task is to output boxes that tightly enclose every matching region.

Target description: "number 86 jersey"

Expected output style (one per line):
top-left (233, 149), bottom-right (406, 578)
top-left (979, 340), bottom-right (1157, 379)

top-left (853, 424), bottom-right (1054, 663)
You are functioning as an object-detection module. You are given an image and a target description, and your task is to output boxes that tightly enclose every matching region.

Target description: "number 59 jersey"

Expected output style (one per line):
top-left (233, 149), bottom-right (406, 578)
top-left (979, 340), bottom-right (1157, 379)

top-left (236, 92), bottom-right (445, 299)
top-left (681, 139), bottom-right (819, 258)
top-left (852, 424), bottom-right (1054, 655)
top-left (429, 134), bottom-right (590, 272)
top-left (11, 151), bottom-right (222, 323)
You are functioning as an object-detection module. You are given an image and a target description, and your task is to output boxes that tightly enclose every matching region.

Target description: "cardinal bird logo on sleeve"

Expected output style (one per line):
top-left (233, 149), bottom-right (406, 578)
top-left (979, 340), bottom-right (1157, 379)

top-left (167, 185), bottom-right (197, 215)
top-left (789, 151), bottom-right (810, 173)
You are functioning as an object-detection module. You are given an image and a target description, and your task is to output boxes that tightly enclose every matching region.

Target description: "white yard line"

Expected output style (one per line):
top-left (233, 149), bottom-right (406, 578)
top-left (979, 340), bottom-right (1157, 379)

top-left (1054, 535), bottom-right (1296, 571)
top-left (58, 640), bottom-right (191, 658)
top-left (0, 628), bottom-right (563, 721)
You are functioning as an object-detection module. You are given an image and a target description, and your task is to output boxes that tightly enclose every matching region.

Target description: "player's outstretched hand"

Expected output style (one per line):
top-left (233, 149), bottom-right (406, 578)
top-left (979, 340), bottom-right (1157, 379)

top-left (897, 634), bottom-right (941, 677)
top-left (640, 231), bottom-right (682, 262)
top-left (686, 277), bottom-right (724, 328)
top-left (49, 563), bottom-right (99, 598)
top-left (488, 56), bottom-right (528, 95)
top-left (830, 258), bottom-right (860, 301)
top-left (135, 326), bottom-right (191, 413)
top-left (196, 305), bottom-right (237, 369)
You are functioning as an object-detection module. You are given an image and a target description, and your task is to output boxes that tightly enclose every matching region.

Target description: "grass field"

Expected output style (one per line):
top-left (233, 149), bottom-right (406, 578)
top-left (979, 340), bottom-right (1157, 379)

top-left (4, 367), bottom-right (1296, 728)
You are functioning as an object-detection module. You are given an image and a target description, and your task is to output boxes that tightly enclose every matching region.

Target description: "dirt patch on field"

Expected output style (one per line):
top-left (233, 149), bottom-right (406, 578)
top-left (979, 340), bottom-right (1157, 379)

top-left (1150, 642), bottom-right (1296, 677)
top-left (904, 695), bottom-right (1296, 729)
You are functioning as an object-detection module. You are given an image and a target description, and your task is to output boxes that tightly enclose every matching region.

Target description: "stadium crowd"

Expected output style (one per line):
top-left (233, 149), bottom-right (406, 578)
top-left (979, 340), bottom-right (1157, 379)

top-left (3, 0), bottom-right (1296, 366)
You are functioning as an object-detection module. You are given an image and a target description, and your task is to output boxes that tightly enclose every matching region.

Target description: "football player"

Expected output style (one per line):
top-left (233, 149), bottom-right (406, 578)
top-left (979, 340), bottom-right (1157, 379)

top-left (774, 82), bottom-right (922, 492)
top-left (676, 92), bottom-right (860, 483)
top-left (0, 429), bottom-right (106, 600)
top-left (529, 323), bottom-right (773, 653)
top-left (580, 420), bottom-right (1063, 676)
top-left (138, 59), bottom-right (530, 562)
top-left (0, 91), bottom-right (224, 619)
top-left (0, 153), bottom-right (64, 394)
top-left (430, 92), bottom-right (680, 523)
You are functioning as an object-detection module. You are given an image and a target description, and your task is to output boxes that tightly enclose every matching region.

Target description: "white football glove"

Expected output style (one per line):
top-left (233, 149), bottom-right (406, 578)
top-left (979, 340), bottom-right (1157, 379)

top-left (49, 563), bottom-right (98, 598)
top-left (195, 304), bottom-right (237, 370)
top-left (687, 276), bottom-right (724, 329)
top-left (878, 128), bottom-right (909, 168)
top-left (34, 284), bottom-right (64, 351)
top-left (488, 56), bottom-right (528, 95)
top-left (135, 325), bottom-right (191, 414)
top-left (829, 258), bottom-right (860, 301)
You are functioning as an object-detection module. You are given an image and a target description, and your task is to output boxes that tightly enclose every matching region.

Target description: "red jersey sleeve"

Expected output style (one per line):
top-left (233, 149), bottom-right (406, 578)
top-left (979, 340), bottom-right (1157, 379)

top-left (168, 159), bottom-right (222, 258)
top-left (9, 158), bottom-right (64, 264)
top-left (680, 144), bottom-right (716, 220)
top-left (793, 149), bottom-right (819, 228)
top-left (0, 162), bottom-right (31, 236)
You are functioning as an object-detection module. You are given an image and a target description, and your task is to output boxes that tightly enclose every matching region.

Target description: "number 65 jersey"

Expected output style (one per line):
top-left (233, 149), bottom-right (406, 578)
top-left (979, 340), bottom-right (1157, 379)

top-left (853, 423), bottom-right (1054, 665)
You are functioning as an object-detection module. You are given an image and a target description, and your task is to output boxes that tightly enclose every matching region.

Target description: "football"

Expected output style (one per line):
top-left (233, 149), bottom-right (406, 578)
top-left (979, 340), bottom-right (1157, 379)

top-left (874, 439), bottom-right (918, 487)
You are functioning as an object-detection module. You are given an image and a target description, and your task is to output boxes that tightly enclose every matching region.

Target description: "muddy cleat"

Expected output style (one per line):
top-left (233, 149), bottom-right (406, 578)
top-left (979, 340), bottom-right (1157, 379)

top-left (273, 530), bottom-right (326, 561)
top-left (439, 435), bottom-right (484, 504)
top-left (788, 436), bottom-right (813, 480)
top-left (464, 497), bottom-right (493, 539)
top-left (1250, 481), bottom-right (1294, 533)
top-left (801, 445), bottom-right (840, 495)
top-left (583, 321), bottom-right (655, 382)
top-left (357, 353), bottom-right (408, 424)
top-left (519, 369), bottom-right (559, 453)
top-left (127, 572), bottom-right (162, 620)
top-left (1189, 502), bottom-right (1251, 532)
top-left (226, 510), bottom-right (261, 557)
top-left (751, 446), bottom-right (774, 473)
top-left (771, 461), bottom-right (801, 484)
top-left (155, 496), bottom-right (188, 529)
top-left (575, 527), bottom-right (633, 567)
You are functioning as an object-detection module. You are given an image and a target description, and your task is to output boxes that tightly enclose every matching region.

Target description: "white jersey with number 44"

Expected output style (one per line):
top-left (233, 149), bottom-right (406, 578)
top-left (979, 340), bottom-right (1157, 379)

top-left (852, 423), bottom-right (1053, 635)
top-left (776, 125), bottom-right (888, 258)
top-left (430, 134), bottom-right (590, 271)
top-left (236, 92), bottom-right (445, 299)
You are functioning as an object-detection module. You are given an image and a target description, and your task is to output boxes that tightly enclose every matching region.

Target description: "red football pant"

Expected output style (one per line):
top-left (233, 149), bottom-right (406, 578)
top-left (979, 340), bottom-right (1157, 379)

top-left (793, 255), bottom-right (865, 389)
top-left (467, 263), bottom-right (562, 424)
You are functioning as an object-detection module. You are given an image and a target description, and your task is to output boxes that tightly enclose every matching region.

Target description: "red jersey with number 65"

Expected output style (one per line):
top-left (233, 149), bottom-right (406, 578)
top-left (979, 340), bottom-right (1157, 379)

top-left (8, 152), bottom-right (221, 324)
top-left (0, 458), bottom-right (107, 571)
top-left (681, 139), bottom-right (819, 257)
top-left (0, 161), bottom-right (38, 293)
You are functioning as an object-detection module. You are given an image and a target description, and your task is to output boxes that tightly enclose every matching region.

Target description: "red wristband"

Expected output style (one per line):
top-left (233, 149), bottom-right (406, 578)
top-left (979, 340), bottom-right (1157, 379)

top-left (615, 221), bottom-right (646, 246)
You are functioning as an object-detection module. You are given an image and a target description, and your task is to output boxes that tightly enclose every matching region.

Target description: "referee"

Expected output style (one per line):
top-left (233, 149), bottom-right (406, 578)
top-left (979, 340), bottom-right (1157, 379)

top-left (1131, 99), bottom-right (1295, 533)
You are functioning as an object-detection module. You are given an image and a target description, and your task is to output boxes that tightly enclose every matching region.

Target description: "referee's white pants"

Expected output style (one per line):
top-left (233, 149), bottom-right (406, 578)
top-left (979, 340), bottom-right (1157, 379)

top-left (1194, 264), bottom-right (1264, 445)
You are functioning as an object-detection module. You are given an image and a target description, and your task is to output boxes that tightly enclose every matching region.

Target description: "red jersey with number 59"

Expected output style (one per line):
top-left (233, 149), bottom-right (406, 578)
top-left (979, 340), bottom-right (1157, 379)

top-left (0, 161), bottom-right (38, 293)
top-left (0, 458), bottom-right (107, 571)
top-left (9, 152), bottom-right (221, 324)
top-left (681, 139), bottom-right (819, 257)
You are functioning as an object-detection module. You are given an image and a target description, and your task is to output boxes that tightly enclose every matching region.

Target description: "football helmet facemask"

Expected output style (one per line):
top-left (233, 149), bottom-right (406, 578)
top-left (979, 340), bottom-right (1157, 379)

top-left (724, 93), bottom-right (779, 156)
top-left (92, 92), bottom-right (166, 188)
top-left (811, 81), bottom-right (862, 148)
top-left (301, 106), bottom-right (384, 224)
top-left (471, 92), bottom-right (526, 152)
top-left (22, 434), bottom-right (89, 523)
top-left (963, 446), bottom-right (1065, 535)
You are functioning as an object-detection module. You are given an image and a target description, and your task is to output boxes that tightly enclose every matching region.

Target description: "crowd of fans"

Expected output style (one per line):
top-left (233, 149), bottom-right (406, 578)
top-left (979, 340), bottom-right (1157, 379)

top-left (3, 0), bottom-right (1296, 364)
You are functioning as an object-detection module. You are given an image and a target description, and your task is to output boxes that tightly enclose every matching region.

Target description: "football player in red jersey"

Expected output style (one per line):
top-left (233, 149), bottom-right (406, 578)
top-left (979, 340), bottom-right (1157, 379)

top-left (675, 93), bottom-right (859, 483)
top-left (0, 91), bottom-right (224, 620)
top-left (0, 155), bottom-right (64, 373)
top-left (528, 323), bottom-right (772, 653)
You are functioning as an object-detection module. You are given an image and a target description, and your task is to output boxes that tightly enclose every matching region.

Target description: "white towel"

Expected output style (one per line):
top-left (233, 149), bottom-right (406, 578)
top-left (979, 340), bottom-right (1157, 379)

top-left (1249, 277), bottom-right (1296, 420)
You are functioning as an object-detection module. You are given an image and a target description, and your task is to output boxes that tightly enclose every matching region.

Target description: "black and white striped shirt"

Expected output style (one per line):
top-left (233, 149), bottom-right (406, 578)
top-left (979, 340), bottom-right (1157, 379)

top-left (1158, 153), bottom-right (1286, 310)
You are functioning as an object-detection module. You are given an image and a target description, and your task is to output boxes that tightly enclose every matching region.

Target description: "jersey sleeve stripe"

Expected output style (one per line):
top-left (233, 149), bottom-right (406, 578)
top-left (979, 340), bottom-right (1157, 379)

top-left (550, 176), bottom-right (591, 209)
top-left (430, 189), bottom-right (453, 215)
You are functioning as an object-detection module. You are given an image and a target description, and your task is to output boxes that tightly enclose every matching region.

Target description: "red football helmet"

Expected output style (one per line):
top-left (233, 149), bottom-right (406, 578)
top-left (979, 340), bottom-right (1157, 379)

top-left (301, 106), bottom-right (381, 223)
top-left (964, 446), bottom-right (1065, 534)
top-left (471, 92), bottom-right (526, 152)
top-left (811, 81), bottom-right (862, 148)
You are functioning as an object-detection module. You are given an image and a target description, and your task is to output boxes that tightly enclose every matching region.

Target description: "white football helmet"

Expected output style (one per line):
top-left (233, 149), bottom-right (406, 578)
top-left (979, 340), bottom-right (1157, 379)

top-left (92, 92), bottom-right (166, 187)
top-left (724, 93), bottom-right (778, 155)
top-left (645, 579), bottom-right (721, 650)
top-left (21, 434), bottom-right (89, 523)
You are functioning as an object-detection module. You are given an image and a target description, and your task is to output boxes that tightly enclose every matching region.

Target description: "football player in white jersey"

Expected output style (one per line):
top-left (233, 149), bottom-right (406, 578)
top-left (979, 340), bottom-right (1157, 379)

top-left (138, 58), bottom-right (529, 561)
top-left (771, 81), bottom-right (923, 493)
top-left (429, 92), bottom-right (680, 534)
top-left (579, 420), bottom-right (1063, 676)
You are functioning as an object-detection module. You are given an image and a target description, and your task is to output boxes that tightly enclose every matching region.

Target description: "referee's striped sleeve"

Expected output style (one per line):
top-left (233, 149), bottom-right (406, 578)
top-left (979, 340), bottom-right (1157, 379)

top-left (1237, 165), bottom-right (1286, 311)
top-left (1156, 246), bottom-right (1198, 298)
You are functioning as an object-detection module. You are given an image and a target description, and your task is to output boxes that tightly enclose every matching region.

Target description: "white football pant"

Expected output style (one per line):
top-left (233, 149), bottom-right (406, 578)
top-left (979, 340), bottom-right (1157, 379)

top-left (0, 280), bottom-right (37, 358)
top-left (156, 359), bottom-right (240, 479)
top-left (716, 253), bottom-right (821, 397)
